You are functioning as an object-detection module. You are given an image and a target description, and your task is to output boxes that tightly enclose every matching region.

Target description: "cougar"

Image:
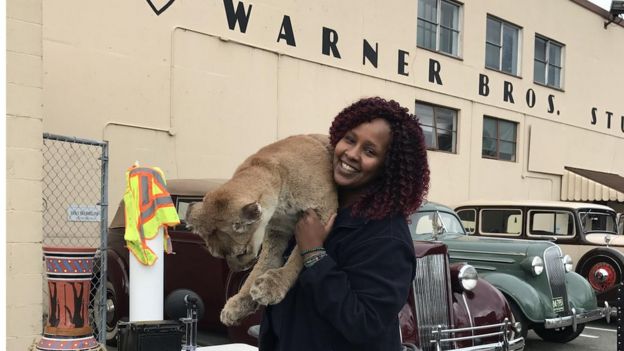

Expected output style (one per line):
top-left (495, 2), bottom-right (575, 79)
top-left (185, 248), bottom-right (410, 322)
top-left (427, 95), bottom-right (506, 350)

top-left (186, 134), bottom-right (337, 326)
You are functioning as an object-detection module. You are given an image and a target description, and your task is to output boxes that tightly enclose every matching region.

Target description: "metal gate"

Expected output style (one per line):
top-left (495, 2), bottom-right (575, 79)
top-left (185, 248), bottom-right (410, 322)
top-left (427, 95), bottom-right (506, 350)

top-left (42, 133), bottom-right (109, 343)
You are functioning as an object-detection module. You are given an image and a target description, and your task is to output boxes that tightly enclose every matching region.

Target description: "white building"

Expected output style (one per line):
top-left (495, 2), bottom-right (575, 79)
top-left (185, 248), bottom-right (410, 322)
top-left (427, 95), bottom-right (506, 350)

top-left (6, 0), bottom-right (624, 348)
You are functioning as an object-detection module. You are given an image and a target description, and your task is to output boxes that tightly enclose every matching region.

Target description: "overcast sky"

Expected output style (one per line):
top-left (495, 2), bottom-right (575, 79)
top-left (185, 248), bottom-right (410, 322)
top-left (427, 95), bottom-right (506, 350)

top-left (589, 0), bottom-right (612, 10)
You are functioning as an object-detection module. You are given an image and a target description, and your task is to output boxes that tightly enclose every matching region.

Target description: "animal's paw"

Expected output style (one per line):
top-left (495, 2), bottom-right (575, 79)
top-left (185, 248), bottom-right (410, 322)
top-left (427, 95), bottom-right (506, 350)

top-left (220, 294), bottom-right (257, 326)
top-left (250, 269), bottom-right (288, 305)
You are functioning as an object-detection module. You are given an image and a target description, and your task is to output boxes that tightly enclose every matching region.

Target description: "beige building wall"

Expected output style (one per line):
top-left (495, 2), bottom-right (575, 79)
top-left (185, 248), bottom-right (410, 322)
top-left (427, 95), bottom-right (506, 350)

top-left (5, 0), bottom-right (624, 347)
top-left (6, 0), bottom-right (44, 349)
top-left (38, 0), bottom-right (624, 209)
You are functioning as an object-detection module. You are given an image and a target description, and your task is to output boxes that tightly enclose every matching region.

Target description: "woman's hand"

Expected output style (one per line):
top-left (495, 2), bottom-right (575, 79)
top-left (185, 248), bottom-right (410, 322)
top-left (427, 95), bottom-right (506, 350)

top-left (294, 209), bottom-right (337, 251)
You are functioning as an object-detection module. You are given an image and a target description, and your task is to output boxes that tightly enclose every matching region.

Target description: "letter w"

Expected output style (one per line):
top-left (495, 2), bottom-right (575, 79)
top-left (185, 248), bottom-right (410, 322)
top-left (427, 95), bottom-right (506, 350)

top-left (223, 0), bottom-right (253, 33)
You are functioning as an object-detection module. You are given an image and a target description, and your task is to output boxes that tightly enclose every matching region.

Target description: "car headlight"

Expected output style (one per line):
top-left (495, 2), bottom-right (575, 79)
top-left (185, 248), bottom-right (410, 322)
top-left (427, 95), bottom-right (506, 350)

top-left (531, 256), bottom-right (544, 276)
top-left (562, 254), bottom-right (573, 273)
top-left (458, 265), bottom-right (478, 291)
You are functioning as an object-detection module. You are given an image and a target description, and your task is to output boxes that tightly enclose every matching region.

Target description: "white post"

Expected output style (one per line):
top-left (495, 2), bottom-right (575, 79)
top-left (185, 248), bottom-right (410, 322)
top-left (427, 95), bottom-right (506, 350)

top-left (129, 227), bottom-right (164, 321)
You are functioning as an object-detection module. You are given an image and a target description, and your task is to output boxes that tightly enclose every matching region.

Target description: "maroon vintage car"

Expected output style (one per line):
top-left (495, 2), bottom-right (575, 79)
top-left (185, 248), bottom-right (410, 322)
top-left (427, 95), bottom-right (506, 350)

top-left (104, 179), bottom-right (524, 350)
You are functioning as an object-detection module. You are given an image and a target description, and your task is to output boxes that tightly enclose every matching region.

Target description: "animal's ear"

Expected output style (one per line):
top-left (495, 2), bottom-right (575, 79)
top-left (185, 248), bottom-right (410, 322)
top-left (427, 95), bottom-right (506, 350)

top-left (232, 202), bottom-right (262, 233)
top-left (241, 202), bottom-right (262, 224)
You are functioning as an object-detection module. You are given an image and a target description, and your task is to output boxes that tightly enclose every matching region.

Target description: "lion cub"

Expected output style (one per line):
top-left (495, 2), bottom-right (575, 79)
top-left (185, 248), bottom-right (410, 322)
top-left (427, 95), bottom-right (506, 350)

top-left (186, 134), bottom-right (337, 326)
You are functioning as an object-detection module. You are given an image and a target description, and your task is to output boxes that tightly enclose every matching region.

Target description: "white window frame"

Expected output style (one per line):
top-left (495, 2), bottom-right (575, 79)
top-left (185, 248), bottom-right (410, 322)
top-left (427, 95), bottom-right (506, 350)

top-left (527, 209), bottom-right (576, 239)
top-left (485, 15), bottom-right (522, 76)
top-left (533, 35), bottom-right (564, 89)
top-left (417, 0), bottom-right (463, 57)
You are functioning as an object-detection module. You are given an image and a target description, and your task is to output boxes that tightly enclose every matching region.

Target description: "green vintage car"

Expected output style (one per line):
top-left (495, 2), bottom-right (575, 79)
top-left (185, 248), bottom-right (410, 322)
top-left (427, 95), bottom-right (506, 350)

top-left (410, 202), bottom-right (610, 343)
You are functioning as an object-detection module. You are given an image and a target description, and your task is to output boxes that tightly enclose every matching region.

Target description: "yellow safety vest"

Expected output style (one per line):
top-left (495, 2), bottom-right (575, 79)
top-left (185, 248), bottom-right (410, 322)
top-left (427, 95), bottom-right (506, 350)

top-left (123, 165), bottom-right (180, 265)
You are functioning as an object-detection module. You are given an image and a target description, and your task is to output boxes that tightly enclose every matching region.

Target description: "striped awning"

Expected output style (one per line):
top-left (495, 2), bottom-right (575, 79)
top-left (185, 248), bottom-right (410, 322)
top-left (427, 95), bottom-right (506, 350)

top-left (561, 166), bottom-right (624, 202)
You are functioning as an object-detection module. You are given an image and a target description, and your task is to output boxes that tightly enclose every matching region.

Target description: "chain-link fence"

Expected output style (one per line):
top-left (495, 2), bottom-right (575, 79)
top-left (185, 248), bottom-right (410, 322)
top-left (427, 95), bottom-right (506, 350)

top-left (42, 133), bottom-right (109, 343)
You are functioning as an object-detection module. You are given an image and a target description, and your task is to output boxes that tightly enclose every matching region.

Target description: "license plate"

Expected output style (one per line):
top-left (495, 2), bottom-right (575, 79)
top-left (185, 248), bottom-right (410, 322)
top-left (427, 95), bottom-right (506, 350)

top-left (552, 297), bottom-right (565, 313)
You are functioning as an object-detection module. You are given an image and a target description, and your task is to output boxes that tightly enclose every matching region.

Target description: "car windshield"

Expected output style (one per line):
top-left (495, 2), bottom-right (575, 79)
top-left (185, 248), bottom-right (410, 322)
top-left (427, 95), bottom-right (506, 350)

top-left (409, 211), bottom-right (466, 238)
top-left (579, 210), bottom-right (618, 234)
top-left (176, 196), bottom-right (202, 223)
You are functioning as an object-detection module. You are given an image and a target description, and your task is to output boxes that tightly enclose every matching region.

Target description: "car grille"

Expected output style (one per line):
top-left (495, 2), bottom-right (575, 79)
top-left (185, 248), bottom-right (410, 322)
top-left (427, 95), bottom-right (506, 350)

top-left (414, 253), bottom-right (451, 351)
top-left (543, 246), bottom-right (570, 315)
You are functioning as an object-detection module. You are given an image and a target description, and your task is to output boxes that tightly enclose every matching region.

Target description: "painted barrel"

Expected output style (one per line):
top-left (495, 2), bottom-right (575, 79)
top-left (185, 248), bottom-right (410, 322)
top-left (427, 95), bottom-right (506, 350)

top-left (37, 247), bottom-right (99, 351)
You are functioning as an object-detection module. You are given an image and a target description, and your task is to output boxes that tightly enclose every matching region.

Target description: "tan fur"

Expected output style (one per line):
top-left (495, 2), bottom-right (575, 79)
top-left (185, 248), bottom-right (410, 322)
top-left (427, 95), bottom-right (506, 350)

top-left (186, 134), bottom-right (337, 326)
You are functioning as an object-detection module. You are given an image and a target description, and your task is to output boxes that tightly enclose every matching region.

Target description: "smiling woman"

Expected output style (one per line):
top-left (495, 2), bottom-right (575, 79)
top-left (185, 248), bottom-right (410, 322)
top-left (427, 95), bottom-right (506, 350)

top-left (259, 97), bottom-right (431, 351)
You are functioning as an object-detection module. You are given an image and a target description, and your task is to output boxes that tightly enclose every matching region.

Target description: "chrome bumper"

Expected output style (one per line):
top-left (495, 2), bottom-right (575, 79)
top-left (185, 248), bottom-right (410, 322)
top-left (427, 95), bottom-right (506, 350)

top-left (444, 337), bottom-right (524, 351)
top-left (544, 302), bottom-right (611, 330)
top-left (431, 318), bottom-right (525, 351)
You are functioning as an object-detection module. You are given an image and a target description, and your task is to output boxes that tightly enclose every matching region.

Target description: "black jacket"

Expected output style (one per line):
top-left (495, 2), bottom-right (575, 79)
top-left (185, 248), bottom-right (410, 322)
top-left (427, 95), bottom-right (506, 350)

top-left (259, 207), bottom-right (416, 351)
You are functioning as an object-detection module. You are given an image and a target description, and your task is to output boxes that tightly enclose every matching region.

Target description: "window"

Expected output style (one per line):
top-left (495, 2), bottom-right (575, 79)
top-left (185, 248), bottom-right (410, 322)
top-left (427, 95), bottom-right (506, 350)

top-left (579, 210), bottom-right (618, 233)
top-left (534, 35), bottom-right (563, 88)
top-left (409, 211), bottom-right (466, 238)
top-left (482, 116), bottom-right (517, 161)
top-left (528, 210), bottom-right (575, 237)
top-left (417, 0), bottom-right (461, 56)
top-left (176, 197), bottom-right (199, 222)
top-left (457, 209), bottom-right (476, 234)
top-left (480, 209), bottom-right (522, 235)
top-left (416, 102), bottom-right (457, 153)
top-left (485, 16), bottom-right (520, 75)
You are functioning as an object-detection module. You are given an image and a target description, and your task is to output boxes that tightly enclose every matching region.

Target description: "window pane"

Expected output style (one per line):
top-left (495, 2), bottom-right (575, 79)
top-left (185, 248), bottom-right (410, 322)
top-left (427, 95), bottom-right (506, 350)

top-left (437, 128), bottom-right (453, 152)
top-left (485, 43), bottom-right (500, 69)
top-left (534, 60), bottom-right (546, 84)
top-left (483, 117), bottom-right (497, 138)
top-left (419, 0), bottom-right (438, 22)
top-left (502, 25), bottom-right (518, 74)
top-left (416, 103), bottom-right (435, 126)
top-left (440, 1), bottom-right (459, 28)
top-left (499, 141), bottom-right (516, 161)
top-left (499, 120), bottom-right (516, 141)
top-left (439, 27), bottom-right (452, 54)
top-left (451, 31), bottom-right (459, 55)
top-left (451, 131), bottom-right (457, 153)
top-left (482, 137), bottom-right (497, 157)
top-left (436, 107), bottom-right (456, 131)
top-left (417, 20), bottom-right (437, 50)
top-left (548, 65), bottom-right (561, 87)
top-left (482, 209), bottom-right (522, 234)
top-left (534, 37), bottom-right (546, 61)
top-left (549, 43), bottom-right (562, 66)
top-left (422, 125), bottom-right (436, 149)
top-left (457, 209), bottom-right (476, 233)
top-left (486, 17), bottom-right (501, 44)
top-left (555, 213), bottom-right (574, 235)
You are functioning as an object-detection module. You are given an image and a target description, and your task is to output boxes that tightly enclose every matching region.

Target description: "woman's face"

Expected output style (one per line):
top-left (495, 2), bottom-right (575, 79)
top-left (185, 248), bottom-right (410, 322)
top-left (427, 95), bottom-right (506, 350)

top-left (333, 118), bottom-right (392, 190)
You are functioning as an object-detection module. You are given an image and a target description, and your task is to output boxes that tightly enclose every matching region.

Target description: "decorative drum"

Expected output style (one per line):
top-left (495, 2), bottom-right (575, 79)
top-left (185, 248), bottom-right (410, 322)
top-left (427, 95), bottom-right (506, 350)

top-left (37, 247), bottom-right (99, 351)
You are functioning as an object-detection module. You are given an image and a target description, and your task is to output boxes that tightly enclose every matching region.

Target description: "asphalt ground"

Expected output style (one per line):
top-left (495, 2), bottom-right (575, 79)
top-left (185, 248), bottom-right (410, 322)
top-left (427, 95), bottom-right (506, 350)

top-left (106, 320), bottom-right (619, 351)
top-left (524, 320), bottom-right (619, 351)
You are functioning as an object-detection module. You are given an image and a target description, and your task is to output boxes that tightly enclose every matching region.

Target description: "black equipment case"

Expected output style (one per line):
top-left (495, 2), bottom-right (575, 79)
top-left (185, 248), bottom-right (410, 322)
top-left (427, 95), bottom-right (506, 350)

top-left (117, 320), bottom-right (183, 351)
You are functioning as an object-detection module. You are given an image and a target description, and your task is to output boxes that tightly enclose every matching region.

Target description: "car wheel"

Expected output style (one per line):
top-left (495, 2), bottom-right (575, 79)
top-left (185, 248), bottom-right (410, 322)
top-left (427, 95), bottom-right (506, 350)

top-left (579, 254), bottom-right (623, 294)
top-left (93, 281), bottom-right (120, 346)
top-left (533, 323), bottom-right (585, 343)
top-left (507, 300), bottom-right (528, 339)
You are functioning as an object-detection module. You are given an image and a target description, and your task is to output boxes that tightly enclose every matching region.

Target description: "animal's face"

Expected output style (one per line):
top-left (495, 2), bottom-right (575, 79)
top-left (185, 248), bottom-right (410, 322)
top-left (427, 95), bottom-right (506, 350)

top-left (186, 191), bottom-right (264, 272)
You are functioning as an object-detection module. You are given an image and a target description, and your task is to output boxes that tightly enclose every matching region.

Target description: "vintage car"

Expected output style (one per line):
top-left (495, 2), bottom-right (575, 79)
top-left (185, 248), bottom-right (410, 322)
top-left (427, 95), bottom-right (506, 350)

top-left (103, 179), bottom-right (524, 350)
top-left (410, 202), bottom-right (610, 343)
top-left (455, 201), bottom-right (623, 306)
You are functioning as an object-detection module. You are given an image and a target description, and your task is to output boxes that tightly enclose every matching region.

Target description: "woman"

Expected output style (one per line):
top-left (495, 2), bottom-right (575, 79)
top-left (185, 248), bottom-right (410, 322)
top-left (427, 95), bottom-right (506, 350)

top-left (259, 96), bottom-right (430, 351)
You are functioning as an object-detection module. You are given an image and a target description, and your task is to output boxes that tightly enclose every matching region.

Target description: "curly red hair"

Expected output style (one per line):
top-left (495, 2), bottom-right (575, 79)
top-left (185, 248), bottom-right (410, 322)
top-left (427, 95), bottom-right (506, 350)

top-left (329, 97), bottom-right (430, 220)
